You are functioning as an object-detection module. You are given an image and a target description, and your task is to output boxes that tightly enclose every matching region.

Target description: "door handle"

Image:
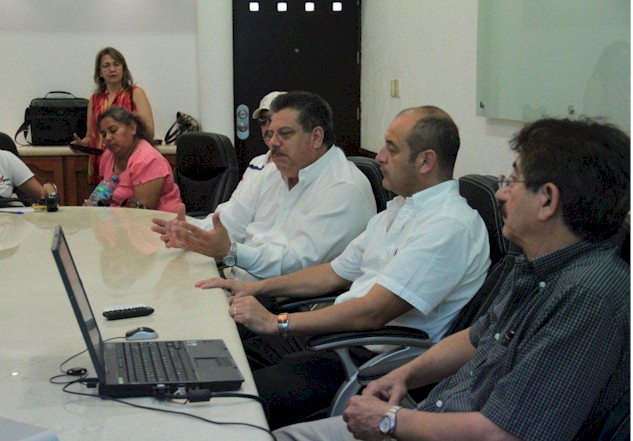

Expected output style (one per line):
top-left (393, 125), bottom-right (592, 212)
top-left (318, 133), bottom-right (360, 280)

top-left (236, 104), bottom-right (250, 140)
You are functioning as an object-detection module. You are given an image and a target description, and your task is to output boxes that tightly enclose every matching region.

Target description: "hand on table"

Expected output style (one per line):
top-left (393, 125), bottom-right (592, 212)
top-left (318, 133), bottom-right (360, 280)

top-left (196, 277), bottom-right (261, 298)
top-left (227, 295), bottom-right (276, 335)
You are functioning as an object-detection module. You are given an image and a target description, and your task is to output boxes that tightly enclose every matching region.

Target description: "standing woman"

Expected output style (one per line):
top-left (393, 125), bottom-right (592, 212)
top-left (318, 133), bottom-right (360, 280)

top-left (73, 47), bottom-right (154, 185)
top-left (94, 106), bottom-right (181, 213)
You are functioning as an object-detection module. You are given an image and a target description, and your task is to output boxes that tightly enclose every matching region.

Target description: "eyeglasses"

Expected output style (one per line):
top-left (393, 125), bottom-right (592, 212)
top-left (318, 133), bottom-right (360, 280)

top-left (257, 115), bottom-right (272, 126)
top-left (100, 61), bottom-right (122, 70)
top-left (497, 175), bottom-right (525, 189)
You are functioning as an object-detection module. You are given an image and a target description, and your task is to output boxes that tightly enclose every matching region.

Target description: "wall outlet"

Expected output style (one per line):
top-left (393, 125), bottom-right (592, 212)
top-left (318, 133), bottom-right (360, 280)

top-left (390, 79), bottom-right (400, 98)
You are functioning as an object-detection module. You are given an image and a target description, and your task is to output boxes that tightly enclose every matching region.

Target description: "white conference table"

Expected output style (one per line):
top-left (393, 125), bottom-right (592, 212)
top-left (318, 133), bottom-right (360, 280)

top-left (0, 207), bottom-right (271, 440)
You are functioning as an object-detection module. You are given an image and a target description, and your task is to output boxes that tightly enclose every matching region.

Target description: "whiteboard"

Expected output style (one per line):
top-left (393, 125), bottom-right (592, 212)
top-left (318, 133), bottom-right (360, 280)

top-left (476, 0), bottom-right (630, 131)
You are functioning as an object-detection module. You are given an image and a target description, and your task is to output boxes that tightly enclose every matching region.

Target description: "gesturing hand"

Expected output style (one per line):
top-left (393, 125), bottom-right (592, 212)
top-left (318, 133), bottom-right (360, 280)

top-left (170, 212), bottom-right (231, 259)
top-left (151, 203), bottom-right (187, 248)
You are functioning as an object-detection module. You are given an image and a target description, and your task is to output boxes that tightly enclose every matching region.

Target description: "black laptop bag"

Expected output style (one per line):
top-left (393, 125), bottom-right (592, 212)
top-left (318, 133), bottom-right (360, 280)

top-left (15, 91), bottom-right (88, 145)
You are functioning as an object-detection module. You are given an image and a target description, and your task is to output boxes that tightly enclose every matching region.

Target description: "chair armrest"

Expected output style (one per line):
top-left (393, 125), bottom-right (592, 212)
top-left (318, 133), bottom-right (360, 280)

top-left (278, 295), bottom-right (339, 311)
top-left (276, 289), bottom-right (348, 312)
top-left (357, 358), bottom-right (414, 384)
top-left (305, 326), bottom-right (431, 352)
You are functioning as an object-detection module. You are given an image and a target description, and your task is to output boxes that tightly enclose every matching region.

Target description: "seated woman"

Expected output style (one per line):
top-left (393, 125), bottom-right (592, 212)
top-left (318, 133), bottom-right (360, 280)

top-left (94, 106), bottom-right (181, 212)
top-left (0, 149), bottom-right (57, 202)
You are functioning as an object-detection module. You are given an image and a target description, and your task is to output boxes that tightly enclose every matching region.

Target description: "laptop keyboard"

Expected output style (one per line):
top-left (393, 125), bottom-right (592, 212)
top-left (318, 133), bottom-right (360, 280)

top-left (117, 341), bottom-right (192, 383)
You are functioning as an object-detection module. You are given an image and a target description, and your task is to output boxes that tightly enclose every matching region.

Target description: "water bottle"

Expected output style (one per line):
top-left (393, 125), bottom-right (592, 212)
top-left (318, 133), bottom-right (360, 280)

top-left (86, 175), bottom-right (119, 206)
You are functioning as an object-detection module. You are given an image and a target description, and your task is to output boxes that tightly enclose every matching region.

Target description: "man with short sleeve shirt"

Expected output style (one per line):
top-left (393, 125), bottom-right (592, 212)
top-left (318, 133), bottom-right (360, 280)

top-left (0, 150), bottom-right (57, 201)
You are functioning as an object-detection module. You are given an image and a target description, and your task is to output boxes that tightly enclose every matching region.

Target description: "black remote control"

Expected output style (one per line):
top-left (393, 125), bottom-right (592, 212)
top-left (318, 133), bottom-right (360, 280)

top-left (102, 305), bottom-right (154, 320)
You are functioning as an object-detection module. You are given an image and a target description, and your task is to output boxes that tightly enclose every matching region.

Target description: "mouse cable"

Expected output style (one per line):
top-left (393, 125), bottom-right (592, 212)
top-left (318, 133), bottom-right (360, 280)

top-left (59, 383), bottom-right (277, 441)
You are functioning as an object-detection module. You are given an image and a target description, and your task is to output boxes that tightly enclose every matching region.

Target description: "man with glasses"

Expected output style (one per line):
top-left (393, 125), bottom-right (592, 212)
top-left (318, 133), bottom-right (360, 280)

top-left (151, 91), bottom-right (376, 282)
top-left (271, 117), bottom-right (630, 441)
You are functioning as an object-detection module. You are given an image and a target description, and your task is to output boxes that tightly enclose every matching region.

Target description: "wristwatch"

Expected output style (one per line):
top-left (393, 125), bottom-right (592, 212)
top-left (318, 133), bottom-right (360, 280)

top-left (277, 312), bottom-right (290, 338)
top-left (222, 241), bottom-right (238, 267)
top-left (379, 405), bottom-right (402, 440)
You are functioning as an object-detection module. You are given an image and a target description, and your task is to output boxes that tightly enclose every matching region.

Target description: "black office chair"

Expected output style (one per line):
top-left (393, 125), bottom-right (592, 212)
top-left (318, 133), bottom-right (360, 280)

top-left (0, 132), bottom-right (20, 157)
top-left (574, 386), bottom-right (630, 441)
top-left (458, 174), bottom-right (508, 266)
top-left (301, 174), bottom-right (509, 417)
top-left (347, 156), bottom-right (394, 213)
top-left (173, 132), bottom-right (239, 218)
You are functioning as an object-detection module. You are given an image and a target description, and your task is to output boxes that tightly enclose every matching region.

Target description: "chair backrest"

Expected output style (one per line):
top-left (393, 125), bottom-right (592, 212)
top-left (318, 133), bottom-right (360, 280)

top-left (576, 386), bottom-right (630, 441)
top-left (0, 132), bottom-right (19, 157)
top-left (449, 174), bottom-right (514, 334)
top-left (458, 174), bottom-right (509, 266)
top-left (347, 156), bottom-right (394, 212)
top-left (608, 215), bottom-right (630, 265)
top-left (173, 132), bottom-right (239, 217)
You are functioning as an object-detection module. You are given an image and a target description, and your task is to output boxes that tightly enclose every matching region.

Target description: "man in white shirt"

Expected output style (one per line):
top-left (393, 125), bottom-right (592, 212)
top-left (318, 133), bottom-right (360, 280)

top-left (197, 106), bottom-right (491, 428)
top-left (151, 91), bottom-right (376, 281)
top-left (0, 150), bottom-right (56, 202)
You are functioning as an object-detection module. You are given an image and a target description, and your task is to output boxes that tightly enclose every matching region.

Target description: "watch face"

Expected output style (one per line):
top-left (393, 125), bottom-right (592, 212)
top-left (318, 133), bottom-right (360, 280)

top-left (379, 415), bottom-right (391, 435)
top-left (223, 256), bottom-right (236, 267)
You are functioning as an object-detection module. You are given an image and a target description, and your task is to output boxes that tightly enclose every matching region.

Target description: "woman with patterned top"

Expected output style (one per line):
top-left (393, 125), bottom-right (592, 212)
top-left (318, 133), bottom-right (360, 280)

top-left (72, 47), bottom-right (154, 184)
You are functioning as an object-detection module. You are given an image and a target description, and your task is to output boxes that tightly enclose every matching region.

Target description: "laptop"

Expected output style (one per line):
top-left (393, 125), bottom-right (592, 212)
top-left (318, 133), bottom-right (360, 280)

top-left (50, 225), bottom-right (244, 398)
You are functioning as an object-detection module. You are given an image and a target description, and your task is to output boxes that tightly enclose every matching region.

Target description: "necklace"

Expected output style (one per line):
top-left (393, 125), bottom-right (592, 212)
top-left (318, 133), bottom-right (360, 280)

top-left (113, 139), bottom-right (139, 175)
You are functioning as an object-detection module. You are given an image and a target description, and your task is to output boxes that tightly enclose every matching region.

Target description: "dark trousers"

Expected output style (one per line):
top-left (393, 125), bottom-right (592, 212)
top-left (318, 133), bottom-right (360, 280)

top-left (240, 296), bottom-right (375, 430)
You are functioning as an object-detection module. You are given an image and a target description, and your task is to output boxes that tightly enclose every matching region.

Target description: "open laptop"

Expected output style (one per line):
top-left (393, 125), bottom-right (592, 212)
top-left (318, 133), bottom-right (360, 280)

top-left (50, 225), bottom-right (244, 398)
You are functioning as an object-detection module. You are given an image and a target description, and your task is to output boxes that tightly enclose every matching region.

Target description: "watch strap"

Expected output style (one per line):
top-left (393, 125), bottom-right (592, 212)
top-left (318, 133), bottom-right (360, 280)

top-left (277, 312), bottom-right (290, 338)
top-left (223, 241), bottom-right (238, 267)
top-left (383, 405), bottom-right (402, 438)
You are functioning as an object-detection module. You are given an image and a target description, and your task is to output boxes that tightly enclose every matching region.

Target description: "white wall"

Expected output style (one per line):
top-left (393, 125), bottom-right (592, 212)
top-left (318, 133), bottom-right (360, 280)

top-left (361, 0), bottom-right (520, 177)
top-left (0, 0), bottom-right (522, 177)
top-left (0, 0), bottom-right (199, 143)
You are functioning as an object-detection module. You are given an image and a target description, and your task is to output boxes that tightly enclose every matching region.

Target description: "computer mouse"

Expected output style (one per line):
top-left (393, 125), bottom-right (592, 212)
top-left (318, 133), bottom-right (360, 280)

top-left (125, 326), bottom-right (159, 341)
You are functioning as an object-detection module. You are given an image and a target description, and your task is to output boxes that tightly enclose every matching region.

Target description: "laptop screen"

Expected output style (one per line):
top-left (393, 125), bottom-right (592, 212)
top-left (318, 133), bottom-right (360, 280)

top-left (51, 225), bottom-right (106, 379)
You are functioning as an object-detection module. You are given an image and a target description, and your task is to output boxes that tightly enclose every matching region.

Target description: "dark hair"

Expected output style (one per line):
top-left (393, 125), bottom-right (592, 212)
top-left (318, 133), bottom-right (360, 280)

top-left (400, 106), bottom-right (460, 179)
top-left (511, 117), bottom-right (630, 241)
top-left (97, 106), bottom-right (152, 143)
top-left (270, 91), bottom-right (336, 147)
top-left (93, 47), bottom-right (134, 93)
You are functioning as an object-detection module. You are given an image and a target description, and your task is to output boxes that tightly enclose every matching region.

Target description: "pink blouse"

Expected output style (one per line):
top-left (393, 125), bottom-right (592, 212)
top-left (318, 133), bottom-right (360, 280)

top-left (98, 139), bottom-right (182, 213)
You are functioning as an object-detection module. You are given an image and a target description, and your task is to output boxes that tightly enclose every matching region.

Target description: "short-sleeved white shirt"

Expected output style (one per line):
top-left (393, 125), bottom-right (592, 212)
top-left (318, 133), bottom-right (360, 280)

top-left (0, 150), bottom-right (34, 198)
top-left (332, 180), bottom-right (491, 342)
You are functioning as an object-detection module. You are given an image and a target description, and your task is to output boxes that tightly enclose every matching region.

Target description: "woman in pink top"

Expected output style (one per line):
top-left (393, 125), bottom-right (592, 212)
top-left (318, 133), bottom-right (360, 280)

top-left (95, 106), bottom-right (181, 213)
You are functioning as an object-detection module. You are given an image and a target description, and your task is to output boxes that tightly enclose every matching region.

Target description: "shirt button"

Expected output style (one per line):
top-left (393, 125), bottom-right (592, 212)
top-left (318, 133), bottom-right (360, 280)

top-left (494, 333), bottom-right (500, 340)
top-left (435, 400), bottom-right (443, 408)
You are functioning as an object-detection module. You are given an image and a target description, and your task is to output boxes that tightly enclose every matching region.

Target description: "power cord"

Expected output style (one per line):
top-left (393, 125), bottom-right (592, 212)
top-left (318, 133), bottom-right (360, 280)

top-left (49, 338), bottom-right (277, 441)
